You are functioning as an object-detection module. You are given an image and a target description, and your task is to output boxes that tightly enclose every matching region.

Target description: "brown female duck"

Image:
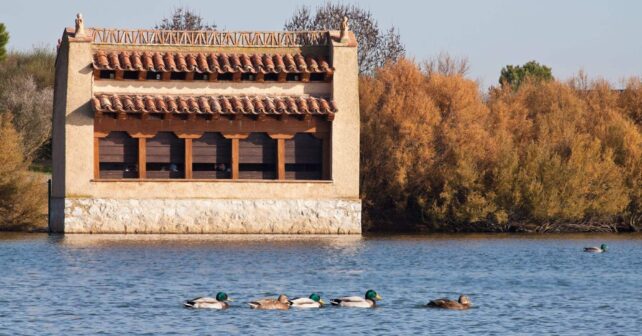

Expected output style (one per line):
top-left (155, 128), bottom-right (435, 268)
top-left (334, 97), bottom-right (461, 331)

top-left (427, 295), bottom-right (471, 310)
top-left (248, 294), bottom-right (290, 310)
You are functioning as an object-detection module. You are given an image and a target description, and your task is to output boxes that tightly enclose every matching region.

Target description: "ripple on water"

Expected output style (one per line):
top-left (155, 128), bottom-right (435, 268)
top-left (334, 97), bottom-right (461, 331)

top-left (0, 233), bottom-right (641, 335)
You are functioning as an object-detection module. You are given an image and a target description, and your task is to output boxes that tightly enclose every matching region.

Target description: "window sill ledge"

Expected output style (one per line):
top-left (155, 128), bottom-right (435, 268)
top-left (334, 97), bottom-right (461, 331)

top-left (91, 179), bottom-right (333, 183)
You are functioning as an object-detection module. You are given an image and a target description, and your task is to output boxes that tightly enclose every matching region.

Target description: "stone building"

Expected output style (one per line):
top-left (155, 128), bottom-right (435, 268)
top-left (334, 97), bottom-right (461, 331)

top-left (50, 15), bottom-right (361, 233)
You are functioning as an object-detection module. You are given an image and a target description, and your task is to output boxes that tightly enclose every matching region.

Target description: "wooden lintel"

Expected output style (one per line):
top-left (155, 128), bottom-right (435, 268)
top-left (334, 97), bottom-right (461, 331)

top-left (174, 132), bottom-right (203, 139)
top-left (221, 133), bottom-right (250, 140)
top-left (267, 133), bottom-right (295, 140)
top-left (94, 131), bottom-right (110, 138)
top-left (127, 132), bottom-right (155, 138)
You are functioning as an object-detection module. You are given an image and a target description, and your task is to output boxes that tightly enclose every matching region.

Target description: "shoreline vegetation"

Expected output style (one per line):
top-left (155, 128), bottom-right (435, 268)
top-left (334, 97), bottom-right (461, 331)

top-left (1, 7), bottom-right (641, 233)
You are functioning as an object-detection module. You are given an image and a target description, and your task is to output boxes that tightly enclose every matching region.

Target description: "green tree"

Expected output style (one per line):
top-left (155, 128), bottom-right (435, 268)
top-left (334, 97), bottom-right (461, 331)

top-left (499, 60), bottom-right (553, 90)
top-left (155, 7), bottom-right (216, 30)
top-left (0, 23), bottom-right (9, 62)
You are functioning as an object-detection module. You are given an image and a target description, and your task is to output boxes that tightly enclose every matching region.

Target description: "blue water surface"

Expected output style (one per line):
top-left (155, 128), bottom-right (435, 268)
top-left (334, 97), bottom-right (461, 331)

top-left (0, 233), bottom-right (640, 335)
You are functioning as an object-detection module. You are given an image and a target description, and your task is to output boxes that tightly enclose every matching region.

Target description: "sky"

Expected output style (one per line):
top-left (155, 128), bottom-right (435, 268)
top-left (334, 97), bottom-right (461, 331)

top-left (1, 0), bottom-right (641, 88)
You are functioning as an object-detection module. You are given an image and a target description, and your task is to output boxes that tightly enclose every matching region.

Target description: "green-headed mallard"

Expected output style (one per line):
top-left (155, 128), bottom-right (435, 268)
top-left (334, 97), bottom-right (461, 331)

top-left (584, 244), bottom-right (607, 253)
top-left (184, 292), bottom-right (232, 309)
top-left (427, 295), bottom-right (471, 310)
top-left (289, 293), bottom-right (325, 308)
top-left (331, 289), bottom-right (381, 308)
top-left (248, 294), bottom-right (290, 310)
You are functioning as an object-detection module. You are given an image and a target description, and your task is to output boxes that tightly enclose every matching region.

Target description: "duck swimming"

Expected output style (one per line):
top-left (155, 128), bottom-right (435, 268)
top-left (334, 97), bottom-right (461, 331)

top-left (184, 292), bottom-right (232, 309)
top-left (427, 295), bottom-right (471, 310)
top-left (289, 293), bottom-right (325, 308)
top-left (331, 289), bottom-right (382, 308)
top-left (248, 294), bottom-right (290, 310)
top-left (584, 244), bottom-right (607, 253)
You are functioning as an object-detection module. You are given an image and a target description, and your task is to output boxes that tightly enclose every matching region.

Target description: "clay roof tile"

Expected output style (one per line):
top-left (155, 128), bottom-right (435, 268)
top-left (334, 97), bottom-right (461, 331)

top-left (209, 97), bottom-right (222, 113)
top-left (133, 96), bottom-right (146, 111)
top-left (141, 52), bottom-right (155, 71)
top-left (198, 96), bottom-right (211, 113)
top-left (283, 54), bottom-right (297, 72)
top-left (130, 52), bottom-right (143, 70)
top-left (208, 53), bottom-right (222, 73)
top-left (239, 54), bottom-right (255, 72)
top-left (144, 96), bottom-right (156, 112)
top-left (262, 54), bottom-right (276, 72)
top-left (94, 50), bottom-right (109, 69)
top-left (119, 51), bottom-right (132, 70)
top-left (175, 53), bottom-right (188, 72)
top-left (218, 54), bottom-right (233, 72)
top-left (272, 54), bottom-right (286, 72)
top-left (196, 53), bottom-right (209, 72)
top-left (294, 54), bottom-right (308, 72)
top-left (163, 53), bottom-right (177, 72)
top-left (152, 52), bottom-right (165, 72)
top-left (107, 52), bottom-right (121, 70)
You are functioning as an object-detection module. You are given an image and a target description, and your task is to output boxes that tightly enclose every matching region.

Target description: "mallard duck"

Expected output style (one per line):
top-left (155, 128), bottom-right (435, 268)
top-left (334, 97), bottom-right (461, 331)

top-left (289, 293), bottom-right (325, 308)
top-left (248, 294), bottom-right (290, 310)
top-left (427, 295), bottom-right (471, 310)
top-left (584, 244), bottom-right (607, 253)
top-left (184, 292), bottom-right (232, 309)
top-left (331, 289), bottom-right (382, 308)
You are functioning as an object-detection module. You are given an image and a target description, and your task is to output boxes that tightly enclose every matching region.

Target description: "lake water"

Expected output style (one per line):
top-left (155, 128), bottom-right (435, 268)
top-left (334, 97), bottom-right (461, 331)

top-left (0, 233), bottom-right (641, 335)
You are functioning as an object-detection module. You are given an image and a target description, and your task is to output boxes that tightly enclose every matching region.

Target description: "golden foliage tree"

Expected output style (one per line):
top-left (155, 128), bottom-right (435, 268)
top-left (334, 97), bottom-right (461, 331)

top-left (361, 58), bottom-right (642, 232)
top-left (0, 114), bottom-right (46, 230)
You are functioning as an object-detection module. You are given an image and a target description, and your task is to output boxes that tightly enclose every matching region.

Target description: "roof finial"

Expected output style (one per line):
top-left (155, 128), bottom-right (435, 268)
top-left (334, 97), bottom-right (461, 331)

top-left (75, 13), bottom-right (86, 37)
top-left (340, 16), bottom-right (349, 42)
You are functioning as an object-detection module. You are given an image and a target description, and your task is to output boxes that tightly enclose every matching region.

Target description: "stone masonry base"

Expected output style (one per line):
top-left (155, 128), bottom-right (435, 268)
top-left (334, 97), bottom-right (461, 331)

top-left (56, 198), bottom-right (361, 234)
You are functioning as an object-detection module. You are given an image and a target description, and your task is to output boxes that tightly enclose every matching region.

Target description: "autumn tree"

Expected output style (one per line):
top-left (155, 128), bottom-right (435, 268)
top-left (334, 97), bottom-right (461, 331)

top-left (0, 114), bottom-right (46, 230)
top-left (284, 3), bottom-right (405, 74)
top-left (156, 7), bottom-right (216, 30)
top-left (360, 59), bottom-right (439, 229)
top-left (0, 75), bottom-right (53, 159)
top-left (499, 60), bottom-right (553, 90)
top-left (0, 23), bottom-right (8, 62)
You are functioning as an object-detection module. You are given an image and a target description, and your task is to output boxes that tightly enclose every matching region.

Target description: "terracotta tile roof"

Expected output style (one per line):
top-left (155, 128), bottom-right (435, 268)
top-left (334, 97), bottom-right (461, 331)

top-left (92, 94), bottom-right (337, 119)
top-left (93, 51), bottom-right (332, 75)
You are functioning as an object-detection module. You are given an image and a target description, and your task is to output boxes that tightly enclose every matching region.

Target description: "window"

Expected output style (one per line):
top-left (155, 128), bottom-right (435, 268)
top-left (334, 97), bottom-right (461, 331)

top-left (192, 133), bottom-right (231, 179)
top-left (146, 132), bottom-right (185, 179)
top-left (285, 134), bottom-right (323, 180)
top-left (239, 133), bottom-right (276, 179)
top-left (310, 73), bottom-right (325, 82)
top-left (98, 132), bottom-right (138, 179)
top-left (99, 70), bottom-right (115, 79)
top-left (146, 71), bottom-right (162, 80)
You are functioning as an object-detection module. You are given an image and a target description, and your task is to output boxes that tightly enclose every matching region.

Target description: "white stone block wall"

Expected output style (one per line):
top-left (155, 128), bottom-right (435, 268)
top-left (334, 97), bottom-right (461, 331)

top-left (62, 198), bottom-right (361, 234)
